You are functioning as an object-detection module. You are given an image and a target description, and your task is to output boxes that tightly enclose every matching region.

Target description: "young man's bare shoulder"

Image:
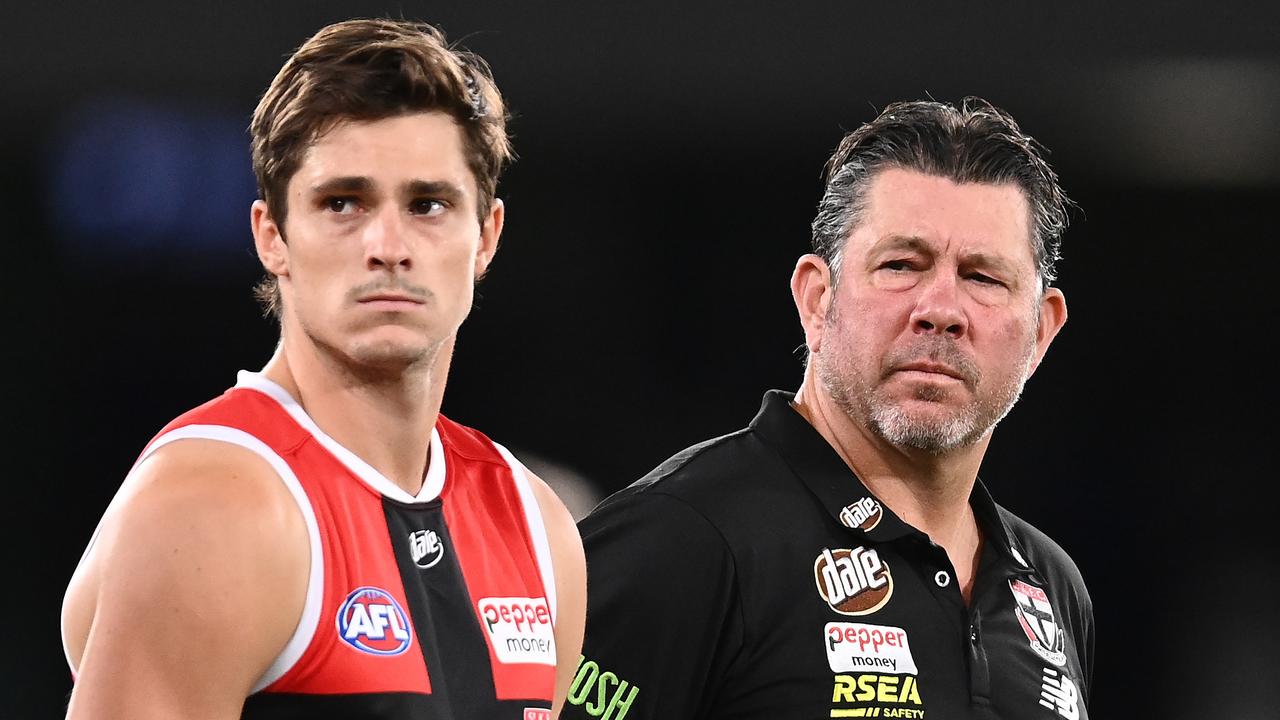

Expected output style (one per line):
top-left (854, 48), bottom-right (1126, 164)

top-left (63, 437), bottom-right (309, 705)
top-left (94, 437), bottom-right (306, 561)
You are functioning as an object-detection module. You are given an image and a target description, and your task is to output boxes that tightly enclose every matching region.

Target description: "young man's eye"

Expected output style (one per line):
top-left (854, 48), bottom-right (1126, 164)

top-left (324, 197), bottom-right (358, 214)
top-left (409, 199), bottom-right (446, 216)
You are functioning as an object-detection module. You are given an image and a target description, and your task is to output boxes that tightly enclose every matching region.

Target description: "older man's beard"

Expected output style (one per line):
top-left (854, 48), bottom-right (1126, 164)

top-left (817, 331), bottom-right (1037, 455)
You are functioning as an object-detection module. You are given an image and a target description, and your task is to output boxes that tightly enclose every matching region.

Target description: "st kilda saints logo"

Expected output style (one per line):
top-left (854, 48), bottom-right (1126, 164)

top-left (814, 547), bottom-right (893, 616)
top-left (408, 529), bottom-right (444, 569)
top-left (1010, 579), bottom-right (1067, 666)
top-left (839, 497), bottom-right (884, 532)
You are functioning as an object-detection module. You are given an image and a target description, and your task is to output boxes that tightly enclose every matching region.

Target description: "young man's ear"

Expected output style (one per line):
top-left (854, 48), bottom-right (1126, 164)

top-left (475, 198), bottom-right (505, 280)
top-left (251, 200), bottom-right (289, 279)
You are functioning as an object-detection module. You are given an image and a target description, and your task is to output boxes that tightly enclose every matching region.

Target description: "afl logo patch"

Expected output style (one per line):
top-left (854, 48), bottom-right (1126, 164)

top-left (336, 586), bottom-right (413, 656)
top-left (814, 547), bottom-right (893, 616)
top-left (839, 496), bottom-right (883, 532)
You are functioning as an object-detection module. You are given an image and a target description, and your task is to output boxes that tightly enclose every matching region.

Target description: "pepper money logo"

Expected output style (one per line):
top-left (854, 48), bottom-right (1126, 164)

top-left (336, 586), bottom-right (413, 656)
top-left (1009, 579), bottom-right (1066, 666)
top-left (478, 596), bottom-right (556, 665)
top-left (839, 497), bottom-right (883, 532)
top-left (814, 547), bottom-right (893, 616)
top-left (825, 622), bottom-right (918, 675)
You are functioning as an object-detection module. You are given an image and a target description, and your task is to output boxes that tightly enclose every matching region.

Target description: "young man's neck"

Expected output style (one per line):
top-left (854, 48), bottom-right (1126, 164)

top-left (261, 334), bottom-right (453, 496)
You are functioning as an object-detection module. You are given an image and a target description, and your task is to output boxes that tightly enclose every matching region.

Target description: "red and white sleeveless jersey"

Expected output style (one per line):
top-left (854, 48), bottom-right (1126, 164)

top-left (69, 371), bottom-right (558, 719)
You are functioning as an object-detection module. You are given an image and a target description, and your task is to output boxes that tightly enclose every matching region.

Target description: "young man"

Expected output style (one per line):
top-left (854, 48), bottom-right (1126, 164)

top-left (61, 19), bottom-right (586, 720)
top-left (565, 99), bottom-right (1091, 720)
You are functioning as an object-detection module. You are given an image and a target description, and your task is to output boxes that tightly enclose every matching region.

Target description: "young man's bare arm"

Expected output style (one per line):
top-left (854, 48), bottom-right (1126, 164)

top-left (526, 470), bottom-right (587, 719)
top-left (62, 439), bottom-right (309, 720)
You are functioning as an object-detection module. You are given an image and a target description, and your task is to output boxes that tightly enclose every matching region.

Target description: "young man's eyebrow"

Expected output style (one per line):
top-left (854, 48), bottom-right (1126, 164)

top-left (306, 177), bottom-right (467, 204)
top-left (309, 176), bottom-right (376, 195)
top-left (404, 179), bottom-right (465, 201)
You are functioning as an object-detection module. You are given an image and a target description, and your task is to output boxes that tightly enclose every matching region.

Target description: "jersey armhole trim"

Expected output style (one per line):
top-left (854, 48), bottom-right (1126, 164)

top-left (68, 424), bottom-right (326, 692)
top-left (493, 443), bottom-right (558, 624)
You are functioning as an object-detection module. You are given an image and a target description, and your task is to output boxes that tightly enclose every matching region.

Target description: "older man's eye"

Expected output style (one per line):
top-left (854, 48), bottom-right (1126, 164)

top-left (967, 272), bottom-right (1006, 287)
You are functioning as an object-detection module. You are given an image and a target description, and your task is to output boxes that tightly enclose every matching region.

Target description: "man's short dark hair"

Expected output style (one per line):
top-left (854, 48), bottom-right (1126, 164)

top-left (811, 97), bottom-right (1071, 289)
top-left (249, 18), bottom-right (513, 319)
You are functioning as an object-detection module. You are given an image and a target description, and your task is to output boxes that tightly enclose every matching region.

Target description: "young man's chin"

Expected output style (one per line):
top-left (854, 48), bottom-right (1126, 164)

top-left (340, 332), bottom-right (440, 370)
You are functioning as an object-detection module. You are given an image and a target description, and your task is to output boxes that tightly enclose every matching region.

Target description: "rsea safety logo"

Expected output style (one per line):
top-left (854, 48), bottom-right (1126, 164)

top-left (1009, 579), bottom-right (1066, 666)
top-left (478, 596), bottom-right (556, 665)
top-left (840, 497), bottom-right (884, 532)
top-left (825, 622), bottom-right (918, 674)
top-left (336, 586), bottom-right (412, 656)
top-left (814, 547), bottom-right (893, 616)
top-left (831, 674), bottom-right (924, 718)
top-left (567, 655), bottom-right (639, 720)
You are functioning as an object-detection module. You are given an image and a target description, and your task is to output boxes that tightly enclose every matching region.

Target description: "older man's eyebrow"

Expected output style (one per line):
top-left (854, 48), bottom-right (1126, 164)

top-left (962, 248), bottom-right (1013, 267)
top-left (961, 250), bottom-right (1021, 278)
top-left (870, 234), bottom-right (933, 256)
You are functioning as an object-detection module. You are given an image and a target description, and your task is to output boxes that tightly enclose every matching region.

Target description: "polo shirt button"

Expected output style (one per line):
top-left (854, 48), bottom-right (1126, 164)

top-left (934, 570), bottom-right (951, 587)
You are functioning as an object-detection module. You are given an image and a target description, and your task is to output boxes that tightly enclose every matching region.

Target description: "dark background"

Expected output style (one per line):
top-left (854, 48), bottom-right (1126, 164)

top-left (5, 2), bottom-right (1277, 717)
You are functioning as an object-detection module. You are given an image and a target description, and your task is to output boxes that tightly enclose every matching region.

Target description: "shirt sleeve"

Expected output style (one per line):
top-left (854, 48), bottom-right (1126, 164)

top-left (1078, 584), bottom-right (1095, 707)
top-left (560, 490), bottom-right (742, 720)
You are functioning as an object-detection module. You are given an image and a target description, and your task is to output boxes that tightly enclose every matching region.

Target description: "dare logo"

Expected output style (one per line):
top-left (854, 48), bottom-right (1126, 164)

top-left (336, 586), bottom-right (412, 656)
top-left (839, 497), bottom-right (884, 532)
top-left (814, 547), bottom-right (893, 616)
top-left (407, 529), bottom-right (444, 569)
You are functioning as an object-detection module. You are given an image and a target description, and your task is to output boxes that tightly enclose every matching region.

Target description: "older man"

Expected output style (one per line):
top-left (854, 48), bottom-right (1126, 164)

top-left (565, 98), bottom-right (1090, 720)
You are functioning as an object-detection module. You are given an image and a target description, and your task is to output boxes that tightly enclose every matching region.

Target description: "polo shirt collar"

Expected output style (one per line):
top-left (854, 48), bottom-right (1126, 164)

top-left (749, 390), bottom-right (1036, 576)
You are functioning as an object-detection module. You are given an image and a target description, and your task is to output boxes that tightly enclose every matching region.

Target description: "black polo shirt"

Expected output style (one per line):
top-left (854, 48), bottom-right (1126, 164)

top-left (563, 391), bottom-right (1093, 720)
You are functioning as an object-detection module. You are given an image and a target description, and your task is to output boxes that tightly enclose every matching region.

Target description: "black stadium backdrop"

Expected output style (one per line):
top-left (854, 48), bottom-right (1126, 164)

top-left (3, 2), bottom-right (1277, 718)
